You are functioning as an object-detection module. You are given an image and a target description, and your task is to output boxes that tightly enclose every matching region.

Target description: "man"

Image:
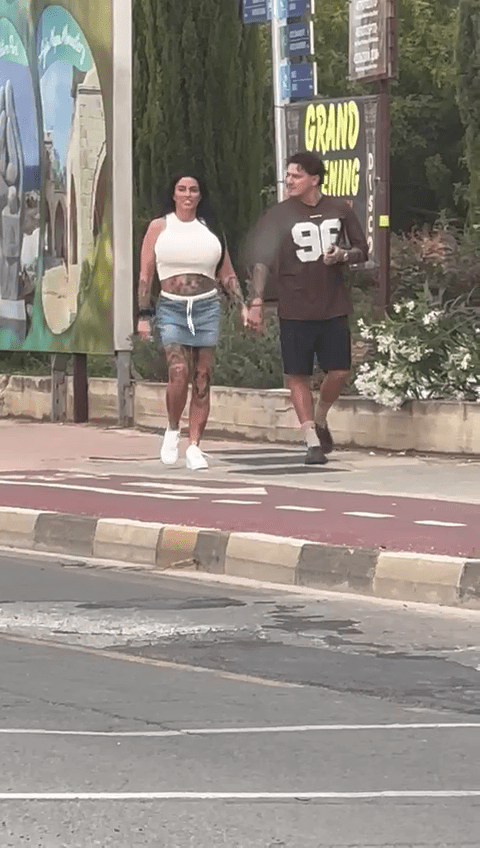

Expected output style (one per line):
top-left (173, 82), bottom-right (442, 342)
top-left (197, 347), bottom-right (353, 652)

top-left (246, 151), bottom-right (368, 464)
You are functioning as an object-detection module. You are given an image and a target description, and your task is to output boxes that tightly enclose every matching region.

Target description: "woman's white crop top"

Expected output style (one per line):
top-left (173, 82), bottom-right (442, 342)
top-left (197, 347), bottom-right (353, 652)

top-left (154, 213), bottom-right (222, 281)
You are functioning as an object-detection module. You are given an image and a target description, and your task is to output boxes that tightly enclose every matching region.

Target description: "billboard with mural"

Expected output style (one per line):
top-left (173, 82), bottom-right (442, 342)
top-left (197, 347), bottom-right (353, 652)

top-left (285, 96), bottom-right (380, 263)
top-left (0, 0), bottom-right (124, 354)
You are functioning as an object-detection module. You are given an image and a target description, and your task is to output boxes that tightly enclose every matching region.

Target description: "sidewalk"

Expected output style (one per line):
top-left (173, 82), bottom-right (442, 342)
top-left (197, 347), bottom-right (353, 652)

top-left (0, 420), bottom-right (478, 608)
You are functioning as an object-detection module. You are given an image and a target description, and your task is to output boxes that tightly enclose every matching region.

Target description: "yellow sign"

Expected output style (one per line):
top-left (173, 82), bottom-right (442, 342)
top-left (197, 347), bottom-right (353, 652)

top-left (379, 215), bottom-right (390, 228)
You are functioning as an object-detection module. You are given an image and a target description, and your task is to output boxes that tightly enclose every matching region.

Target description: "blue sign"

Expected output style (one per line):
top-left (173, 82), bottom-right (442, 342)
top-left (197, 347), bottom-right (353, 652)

top-left (279, 61), bottom-right (316, 100)
top-left (290, 62), bottom-right (317, 98)
top-left (287, 0), bottom-right (314, 17)
top-left (284, 21), bottom-right (312, 57)
top-left (242, 0), bottom-right (272, 24)
top-left (279, 63), bottom-right (291, 100)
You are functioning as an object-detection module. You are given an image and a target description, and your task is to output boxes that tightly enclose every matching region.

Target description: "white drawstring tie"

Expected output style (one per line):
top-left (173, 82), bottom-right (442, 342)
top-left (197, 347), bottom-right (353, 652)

top-left (161, 289), bottom-right (217, 336)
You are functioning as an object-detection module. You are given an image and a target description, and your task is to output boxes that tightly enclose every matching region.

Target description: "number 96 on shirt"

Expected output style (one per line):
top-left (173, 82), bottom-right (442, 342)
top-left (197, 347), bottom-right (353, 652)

top-left (291, 218), bottom-right (341, 262)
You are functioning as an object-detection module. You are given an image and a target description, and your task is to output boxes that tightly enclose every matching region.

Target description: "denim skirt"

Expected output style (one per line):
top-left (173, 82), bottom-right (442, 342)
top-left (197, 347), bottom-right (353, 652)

top-left (155, 293), bottom-right (221, 348)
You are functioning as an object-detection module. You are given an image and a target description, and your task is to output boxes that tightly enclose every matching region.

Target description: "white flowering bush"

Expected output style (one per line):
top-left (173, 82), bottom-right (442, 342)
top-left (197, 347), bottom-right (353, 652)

top-left (355, 294), bottom-right (480, 408)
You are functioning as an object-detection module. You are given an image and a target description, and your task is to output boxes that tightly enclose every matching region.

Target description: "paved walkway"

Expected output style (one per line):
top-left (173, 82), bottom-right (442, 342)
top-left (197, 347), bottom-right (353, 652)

top-left (0, 421), bottom-right (478, 559)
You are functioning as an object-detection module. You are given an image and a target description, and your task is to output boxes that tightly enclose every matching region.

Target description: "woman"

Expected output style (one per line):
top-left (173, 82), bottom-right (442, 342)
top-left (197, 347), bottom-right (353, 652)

top-left (137, 173), bottom-right (247, 470)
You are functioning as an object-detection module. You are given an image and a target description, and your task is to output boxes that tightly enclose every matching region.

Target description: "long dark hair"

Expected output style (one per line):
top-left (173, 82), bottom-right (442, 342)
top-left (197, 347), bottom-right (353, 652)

top-left (161, 173), bottom-right (226, 271)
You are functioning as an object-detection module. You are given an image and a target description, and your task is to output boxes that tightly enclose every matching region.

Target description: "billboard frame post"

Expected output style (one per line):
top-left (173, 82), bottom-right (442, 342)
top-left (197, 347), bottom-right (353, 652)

top-left (116, 350), bottom-right (134, 428)
top-left (51, 354), bottom-right (69, 423)
top-left (73, 354), bottom-right (88, 423)
top-left (349, 0), bottom-right (398, 313)
top-left (113, 0), bottom-right (134, 425)
top-left (377, 77), bottom-right (391, 313)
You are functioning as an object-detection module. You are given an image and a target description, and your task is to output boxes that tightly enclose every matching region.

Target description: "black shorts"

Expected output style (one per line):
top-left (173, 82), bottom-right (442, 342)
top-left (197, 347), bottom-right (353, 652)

top-left (279, 315), bottom-right (351, 376)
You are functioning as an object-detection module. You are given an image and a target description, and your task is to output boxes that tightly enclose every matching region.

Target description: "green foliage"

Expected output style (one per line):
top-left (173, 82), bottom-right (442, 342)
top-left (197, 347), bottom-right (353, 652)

top-left (355, 223), bottom-right (480, 407)
top-left (355, 291), bottom-right (480, 407)
top-left (456, 0), bottom-right (480, 231)
top-left (313, 0), bottom-right (466, 232)
top-left (133, 0), bottom-right (268, 268)
top-left (213, 308), bottom-right (283, 388)
top-left (390, 223), bottom-right (480, 304)
top-left (0, 352), bottom-right (51, 376)
top-left (130, 326), bottom-right (168, 382)
top-left (129, 308), bottom-right (284, 388)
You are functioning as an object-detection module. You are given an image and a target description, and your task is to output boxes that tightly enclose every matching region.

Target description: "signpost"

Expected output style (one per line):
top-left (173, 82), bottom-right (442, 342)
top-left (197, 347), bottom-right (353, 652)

top-left (243, 0), bottom-right (316, 201)
top-left (287, 0), bottom-right (315, 17)
top-left (282, 22), bottom-right (314, 58)
top-left (349, 0), bottom-right (398, 82)
top-left (290, 62), bottom-right (317, 99)
top-left (349, 0), bottom-right (398, 311)
top-left (242, 0), bottom-right (272, 25)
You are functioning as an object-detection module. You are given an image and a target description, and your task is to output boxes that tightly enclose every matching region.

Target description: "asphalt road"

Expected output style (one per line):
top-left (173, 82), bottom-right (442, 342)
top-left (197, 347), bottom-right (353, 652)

top-left (0, 551), bottom-right (479, 847)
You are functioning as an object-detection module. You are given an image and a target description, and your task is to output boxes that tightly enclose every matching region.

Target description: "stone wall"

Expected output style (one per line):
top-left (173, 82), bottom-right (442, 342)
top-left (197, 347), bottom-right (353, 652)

top-left (0, 375), bottom-right (479, 455)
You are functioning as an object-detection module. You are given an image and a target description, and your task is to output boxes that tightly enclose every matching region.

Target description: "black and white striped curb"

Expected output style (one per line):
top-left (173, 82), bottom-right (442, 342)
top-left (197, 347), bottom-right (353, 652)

top-left (0, 508), bottom-right (478, 609)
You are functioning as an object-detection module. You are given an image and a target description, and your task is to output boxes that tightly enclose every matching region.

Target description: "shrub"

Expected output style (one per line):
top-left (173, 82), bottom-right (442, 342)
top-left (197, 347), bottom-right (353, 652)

top-left (212, 308), bottom-right (283, 389)
top-left (355, 291), bottom-right (480, 408)
top-left (390, 224), bottom-right (480, 304)
top-left (130, 307), bottom-right (284, 388)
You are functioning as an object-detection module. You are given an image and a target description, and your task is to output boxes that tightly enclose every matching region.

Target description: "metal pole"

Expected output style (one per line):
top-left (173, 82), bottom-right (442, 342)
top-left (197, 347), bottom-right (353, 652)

top-left (271, 5), bottom-right (287, 202)
top-left (51, 354), bottom-right (69, 423)
top-left (73, 353), bottom-right (89, 423)
top-left (377, 77), bottom-right (391, 312)
top-left (116, 350), bottom-right (134, 427)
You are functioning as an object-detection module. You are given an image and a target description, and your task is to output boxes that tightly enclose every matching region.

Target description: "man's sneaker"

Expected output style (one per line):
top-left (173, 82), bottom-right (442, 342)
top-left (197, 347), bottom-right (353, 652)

top-left (160, 427), bottom-right (180, 465)
top-left (305, 445), bottom-right (328, 465)
top-left (186, 444), bottom-right (208, 471)
top-left (315, 422), bottom-right (334, 454)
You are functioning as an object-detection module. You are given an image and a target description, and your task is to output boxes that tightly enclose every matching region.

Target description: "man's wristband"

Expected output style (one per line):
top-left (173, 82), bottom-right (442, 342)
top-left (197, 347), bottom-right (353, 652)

top-left (138, 309), bottom-right (154, 319)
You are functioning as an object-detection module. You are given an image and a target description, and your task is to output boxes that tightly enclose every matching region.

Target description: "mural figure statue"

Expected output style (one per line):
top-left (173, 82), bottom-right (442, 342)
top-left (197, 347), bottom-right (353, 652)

top-left (0, 80), bottom-right (24, 301)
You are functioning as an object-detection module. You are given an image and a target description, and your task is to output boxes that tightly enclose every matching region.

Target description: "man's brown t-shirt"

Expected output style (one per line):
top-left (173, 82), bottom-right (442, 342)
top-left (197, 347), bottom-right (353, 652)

top-left (251, 195), bottom-right (368, 321)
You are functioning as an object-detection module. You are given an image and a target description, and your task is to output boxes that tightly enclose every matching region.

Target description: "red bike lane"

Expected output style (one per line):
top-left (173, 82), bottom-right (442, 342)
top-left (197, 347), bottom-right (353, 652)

top-left (0, 471), bottom-right (478, 558)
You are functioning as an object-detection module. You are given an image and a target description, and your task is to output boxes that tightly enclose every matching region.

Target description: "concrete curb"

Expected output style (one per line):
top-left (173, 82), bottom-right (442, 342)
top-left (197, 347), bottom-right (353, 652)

top-left (0, 509), bottom-right (479, 609)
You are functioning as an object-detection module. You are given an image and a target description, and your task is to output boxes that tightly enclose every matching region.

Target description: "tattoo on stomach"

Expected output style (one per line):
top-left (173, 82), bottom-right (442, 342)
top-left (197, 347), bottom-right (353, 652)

top-left (160, 274), bottom-right (217, 297)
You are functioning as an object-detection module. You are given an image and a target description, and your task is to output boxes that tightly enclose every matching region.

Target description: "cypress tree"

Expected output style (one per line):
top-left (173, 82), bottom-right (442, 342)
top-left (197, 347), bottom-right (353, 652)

top-left (457, 0), bottom-right (480, 231)
top-left (133, 0), bottom-right (267, 265)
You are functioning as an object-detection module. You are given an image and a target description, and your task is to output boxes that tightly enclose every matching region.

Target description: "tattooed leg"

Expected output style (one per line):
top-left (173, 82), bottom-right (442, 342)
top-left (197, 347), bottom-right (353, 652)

top-left (189, 347), bottom-right (214, 444)
top-left (165, 344), bottom-right (190, 429)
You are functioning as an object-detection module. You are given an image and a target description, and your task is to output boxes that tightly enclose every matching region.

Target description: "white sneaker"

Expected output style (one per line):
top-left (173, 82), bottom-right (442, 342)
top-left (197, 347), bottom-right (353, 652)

top-left (185, 444), bottom-right (208, 471)
top-left (160, 428), bottom-right (180, 465)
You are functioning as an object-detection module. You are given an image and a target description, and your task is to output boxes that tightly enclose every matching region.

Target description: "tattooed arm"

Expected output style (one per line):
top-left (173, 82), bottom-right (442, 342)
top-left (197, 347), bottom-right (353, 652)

top-left (217, 248), bottom-right (245, 307)
top-left (247, 262), bottom-right (269, 304)
top-left (138, 218), bottom-right (165, 311)
top-left (137, 219), bottom-right (165, 339)
top-left (245, 208), bottom-right (281, 331)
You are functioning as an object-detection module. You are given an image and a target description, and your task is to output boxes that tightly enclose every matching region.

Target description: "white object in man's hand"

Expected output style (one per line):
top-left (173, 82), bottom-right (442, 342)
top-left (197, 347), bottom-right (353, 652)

top-left (323, 245), bottom-right (348, 266)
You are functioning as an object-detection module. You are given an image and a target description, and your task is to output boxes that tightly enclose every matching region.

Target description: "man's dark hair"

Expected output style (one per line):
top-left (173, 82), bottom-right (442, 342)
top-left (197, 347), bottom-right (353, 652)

top-left (287, 152), bottom-right (325, 184)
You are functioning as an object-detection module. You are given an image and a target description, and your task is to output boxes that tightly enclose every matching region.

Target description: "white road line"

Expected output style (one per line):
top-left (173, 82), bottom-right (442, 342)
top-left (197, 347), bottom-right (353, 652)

top-left (0, 481), bottom-right (197, 501)
top-left (275, 506), bottom-right (325, 513)
top-left (0, 791), bottom-right (478, 801)
top-left (343, 511), bottom-right (395, 519)
top-left (0, 723), bottom-right (478, 737)
top-left (415, 520), bottom-right (467, 528)
top-left (212, 500), bottom-right (262, 506)
top-left (123, 483), bottom-right (267, 495)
